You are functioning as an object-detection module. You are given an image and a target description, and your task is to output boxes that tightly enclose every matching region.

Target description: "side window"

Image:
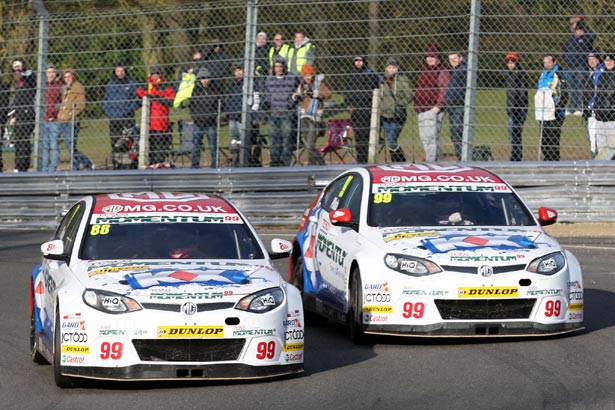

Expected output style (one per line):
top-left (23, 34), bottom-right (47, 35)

top-left (321, 175), bottom-right (353, 211)
top-left (339, 177), bottom-right (363, 222)
top-left (54, 202), bottom-right (85, 255)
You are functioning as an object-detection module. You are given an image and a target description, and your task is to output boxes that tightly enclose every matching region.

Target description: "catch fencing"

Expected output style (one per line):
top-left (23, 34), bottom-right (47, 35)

top-left (1, 0), bottom-right (615, 171)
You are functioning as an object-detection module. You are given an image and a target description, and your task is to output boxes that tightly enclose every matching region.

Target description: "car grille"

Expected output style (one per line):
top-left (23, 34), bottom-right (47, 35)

top-left (440, 264), bottom-right (526, 274)
top-left (132, 339), bottom-right (245, 362)
top-left (435, 298), bottom-right (535, 320)
top-left (141, 302), bottom-right (235, 312)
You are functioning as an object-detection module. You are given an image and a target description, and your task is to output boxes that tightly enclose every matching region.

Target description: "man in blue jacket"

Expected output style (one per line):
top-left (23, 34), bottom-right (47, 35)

top-left (537, 54), bottom-right (569, 161)
top-left (103, 62), bottom-right (138, 151)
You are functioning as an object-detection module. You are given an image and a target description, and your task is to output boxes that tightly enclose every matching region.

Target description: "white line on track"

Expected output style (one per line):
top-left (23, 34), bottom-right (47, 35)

top-left (563, 244), bottom-right (615, 250)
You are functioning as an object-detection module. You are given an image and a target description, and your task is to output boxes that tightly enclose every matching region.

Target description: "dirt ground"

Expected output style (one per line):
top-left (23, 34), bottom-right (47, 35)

top-left (543, 222), bottom-right (615, 239)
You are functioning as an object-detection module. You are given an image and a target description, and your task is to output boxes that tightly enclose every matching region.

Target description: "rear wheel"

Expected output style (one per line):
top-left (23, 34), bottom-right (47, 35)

top-left (349, 267), bottom-right (369, 344)
top-left (54, 309), bottom-right (77, 388)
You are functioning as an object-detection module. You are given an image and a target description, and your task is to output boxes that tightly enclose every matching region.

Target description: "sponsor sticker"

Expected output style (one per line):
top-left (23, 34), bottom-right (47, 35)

top-left (282, 342), bottom-right (304, 352)
top-left (61, 345), bottom-right (90, 354)
top-left (157, 325), bottom-right (224, 338)
top-left (567, 302), bottom-right (583, 311)
top-left (362, 305), bottom-right (393, 313)
top-left (458, 287), bottom-right (518, 298)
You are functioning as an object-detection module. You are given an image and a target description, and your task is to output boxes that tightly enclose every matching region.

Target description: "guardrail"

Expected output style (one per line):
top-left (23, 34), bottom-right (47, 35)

top-left (0, 161), bottom-right (613, 229)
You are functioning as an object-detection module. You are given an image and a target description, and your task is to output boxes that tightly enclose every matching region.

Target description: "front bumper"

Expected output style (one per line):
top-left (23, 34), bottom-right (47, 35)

top-left (62, 362), bottom-right (303, 381)
top-left (364, 321), bottom-right (585, 338)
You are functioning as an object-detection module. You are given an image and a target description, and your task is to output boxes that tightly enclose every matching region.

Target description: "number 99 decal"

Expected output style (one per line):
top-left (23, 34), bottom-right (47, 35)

top-left (544, 300), bottom-right (562, 318)
top-left (402, 301), bottom-right (425, 319)
top-left (256, 341), bottom-right (276, 360)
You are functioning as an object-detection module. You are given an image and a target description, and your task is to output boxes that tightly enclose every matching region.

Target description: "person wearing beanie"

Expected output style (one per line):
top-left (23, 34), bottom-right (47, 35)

top-left (592, 51), bottom-right (615, 159)
top-left (414, 43), bottom-right (451, 162)
top-left (292, 64), bottom-right (331, 165)
top-left (563, 15), bottom-right (596, 115)
top-left (583, 49), bottom-right (605, 158)
top-left (9, 58), bottom-right (36, 172)
top-left (504, 52), bottom-right (528, 161)
top-left (40, 63), bottom-right (63, 172)
top-left (56, 68), bottom-right (94, 170)
top-left (189, 66), bottom-right (219, 168)
top-left (103, 61), bottom-right (139, 158)
top-left (445, 52), bottom-right (468, 160)
top-left (136, 64), bottom-right (176, 165)
top-left (380, 57), bottom-right (411, 162)
top-left (344, 54), bottom-right (380, 163)
top-left (255, 31), bottom-right (269, 77)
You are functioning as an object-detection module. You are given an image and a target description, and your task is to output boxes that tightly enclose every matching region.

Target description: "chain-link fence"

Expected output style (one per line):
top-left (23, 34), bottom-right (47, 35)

top-left (1, 0), bottom-right (614, 171)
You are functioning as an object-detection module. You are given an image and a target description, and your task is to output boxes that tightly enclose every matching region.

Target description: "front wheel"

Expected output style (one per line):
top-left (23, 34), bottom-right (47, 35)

top-left (349, 267), bottom-right (369, 344)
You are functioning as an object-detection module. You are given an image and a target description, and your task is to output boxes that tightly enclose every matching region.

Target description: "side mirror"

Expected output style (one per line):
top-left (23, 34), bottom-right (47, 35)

top-left (41, 239), bottom-right (70, 262)
top-left (330, 208), bottom-right (358, 230)
top-left (269, 238), bottom-right (292, 260)
top-left (537, 207), bottom-right (558, 226)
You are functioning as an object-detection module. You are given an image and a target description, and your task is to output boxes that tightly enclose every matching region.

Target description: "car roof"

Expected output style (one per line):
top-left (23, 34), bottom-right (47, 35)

top-left (364, 163), bottom-right (505, 186)
top-left (90, 192), bottom-right (240, 222)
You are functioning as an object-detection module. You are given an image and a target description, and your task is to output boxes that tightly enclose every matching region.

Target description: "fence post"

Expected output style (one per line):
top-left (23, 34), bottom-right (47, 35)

top-left (462, 0), bottom-right (481, 161)
top-left (240, 0), bottom-right (258, 167)
top-left (32, 0), bottom-right (49, 172)
top-left (138, 97), bottom-right (150, 168)
top-left (368, 88), bottom-right (381, 163)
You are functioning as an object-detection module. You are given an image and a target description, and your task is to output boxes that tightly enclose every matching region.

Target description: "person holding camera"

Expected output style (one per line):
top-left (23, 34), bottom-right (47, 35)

top-left (380, 58), bottom-right (411, 162)
top-left (293, 64), bottom-right (331, 165)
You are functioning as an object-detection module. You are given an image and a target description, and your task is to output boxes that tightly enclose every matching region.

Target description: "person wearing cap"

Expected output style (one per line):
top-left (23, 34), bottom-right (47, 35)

top-left (583, 50), bottom-right (605, 158)
top-left (536, 53), bottom-right (569, 161)
top-left (9, 58), bottom-right (37, 172)
top-left (345, 54), bottom-right (380, 163)
top-left (56, 68), bottom-right (94, 171)
top-left (380, 58), bottom-right (411, 162)
top-left (292, 64), bottom-right (331, 165)
top-left (264, 56), bottom-right (300, 166)
top-left (445, 52), bottom-right (468, 161)
top-left (287, 31), bottom-right (316, 75)
top-left (103, 62), bottom-right (139, 156)
top-left (504, 52), bottom-right (528, 161)
top-left (414, 44), bottom-right (451, 162)
top-left (268, 33), bottom-right (290, 74)
top-left (189, 67), bottom-right (219, 168)
top-left (563, 16), bottom-right (596, 115)
top-left (136, 65), bottom-right (177, 165)
top-left (40, 64), bottom-right (63, 172)
top-left (593, 51), bottom-right (615, 159)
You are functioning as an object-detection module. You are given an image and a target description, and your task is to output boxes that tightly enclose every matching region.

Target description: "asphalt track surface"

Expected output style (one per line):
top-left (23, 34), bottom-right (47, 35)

top-left (2, 230), bottom-right (614, 410)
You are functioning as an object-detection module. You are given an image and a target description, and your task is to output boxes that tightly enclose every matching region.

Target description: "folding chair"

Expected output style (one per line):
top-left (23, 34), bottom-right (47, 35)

top-left (170, 120), bottom-right (194, 167)
top-left (318, 118), bottom-right (355, 164)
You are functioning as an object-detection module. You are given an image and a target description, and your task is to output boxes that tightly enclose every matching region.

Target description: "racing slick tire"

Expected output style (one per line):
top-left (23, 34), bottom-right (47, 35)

top-left (30, 282), bottom-right (48, 365)
top-left (293, 255), bottom-right (327, 325)
top-left (349, 267), bottom-right (370, 344)
top-left (54, 309), bottom-right (77, 388)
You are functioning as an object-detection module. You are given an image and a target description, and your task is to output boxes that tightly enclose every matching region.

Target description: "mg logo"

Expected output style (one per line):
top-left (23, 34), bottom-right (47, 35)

top-left (181, 302), bottom-right (197, 315)
top-left (478, 265), bottom-right (493, 277)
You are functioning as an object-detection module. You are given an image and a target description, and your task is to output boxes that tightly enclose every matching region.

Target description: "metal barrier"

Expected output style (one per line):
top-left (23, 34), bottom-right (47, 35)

top-left (0, 161), bottom-right (613, 229)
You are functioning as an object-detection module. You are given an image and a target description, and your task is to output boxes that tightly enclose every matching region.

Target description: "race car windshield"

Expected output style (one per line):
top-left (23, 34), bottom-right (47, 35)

top-left (367, 191), bottom-right (534, 227)
top-left (81, 222), bottom-right (264, 260)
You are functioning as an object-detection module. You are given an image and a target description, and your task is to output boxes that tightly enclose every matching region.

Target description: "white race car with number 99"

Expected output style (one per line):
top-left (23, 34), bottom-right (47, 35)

top-left (290, 164), bottom-right (584, 342)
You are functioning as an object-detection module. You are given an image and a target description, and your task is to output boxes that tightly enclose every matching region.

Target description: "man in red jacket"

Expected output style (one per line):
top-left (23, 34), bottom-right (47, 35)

top-left (136, 65), bottom-right (176, 165)
top-left (414, 44), bottom-right (450, 162)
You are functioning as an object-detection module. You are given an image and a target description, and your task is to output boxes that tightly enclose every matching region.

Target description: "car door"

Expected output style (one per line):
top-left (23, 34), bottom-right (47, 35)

top-left (314, 173), bottom-right (364, 311)
top-left (41, 202), bottom-right (86, 336)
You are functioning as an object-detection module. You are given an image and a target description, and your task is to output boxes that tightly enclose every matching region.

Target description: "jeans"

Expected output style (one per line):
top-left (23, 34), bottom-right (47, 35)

top-left (448, 107), bottom-right (464, 160)
top-left (192, 124), bottom-right (217, 168)
top-left (58, 122), bottom-right (92, 170)
top-left (507, 112), bottom-right (527, 161)
top-left (540, 116), bottom-right (565, 161)
top-left (300, 117), bottom-right (325, 165)
top-left (268, 115), bottom-right (293, 166)
top-left (567, 69), bottom-right (585, 113)
top-left (42, 122), bottom-right (61, 172)
top-left (381, 117), bottom-right (403, 150)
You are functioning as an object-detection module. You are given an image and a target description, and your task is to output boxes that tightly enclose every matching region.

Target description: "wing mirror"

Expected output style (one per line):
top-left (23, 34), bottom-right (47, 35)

top-left (329, 208), bottom-right (358, 230)
top-left (537, 207), bottom-right (558, 226)
top-left (269, 238), bottom-right (292, 260)
top-left (41, 239), bottom-right (70, 262)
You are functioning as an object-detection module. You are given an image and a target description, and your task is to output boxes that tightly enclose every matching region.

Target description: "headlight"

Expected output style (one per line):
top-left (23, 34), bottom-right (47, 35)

top-left (527, 252), bottom-right (566, 275)
top-left (384, 254), bottom-right (442, 276)
top-left (236, 287), bottom-right (284, 313)
top-left (83, 289), bottom-right (142, 314)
